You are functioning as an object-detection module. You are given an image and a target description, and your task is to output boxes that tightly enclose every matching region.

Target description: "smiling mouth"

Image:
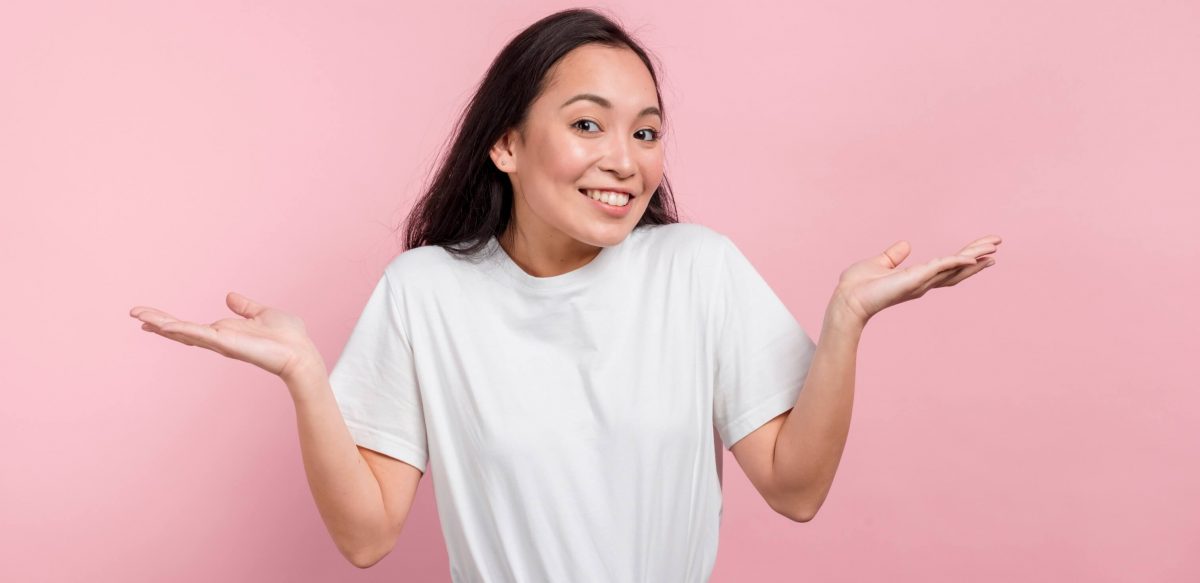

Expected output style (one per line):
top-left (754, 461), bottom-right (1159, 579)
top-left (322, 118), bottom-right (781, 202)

top-left (579, 188), bottom-right (633, 207)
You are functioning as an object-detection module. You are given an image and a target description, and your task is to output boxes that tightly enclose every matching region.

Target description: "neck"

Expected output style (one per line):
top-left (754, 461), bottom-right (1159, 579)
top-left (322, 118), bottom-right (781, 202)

top-left (498, 226), bottom-right (601, 278)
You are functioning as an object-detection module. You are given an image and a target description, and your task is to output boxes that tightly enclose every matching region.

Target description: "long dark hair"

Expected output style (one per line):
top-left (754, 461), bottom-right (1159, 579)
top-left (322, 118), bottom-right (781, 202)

top-left (400, 8), bottom-right (680, 256)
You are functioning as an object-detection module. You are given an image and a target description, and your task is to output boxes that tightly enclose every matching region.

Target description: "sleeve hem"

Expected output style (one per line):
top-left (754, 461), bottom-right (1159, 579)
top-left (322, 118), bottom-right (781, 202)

top-left (344, 420), bottom-right (428, 473)
top-left (716, 386), bottom-right (800, 451)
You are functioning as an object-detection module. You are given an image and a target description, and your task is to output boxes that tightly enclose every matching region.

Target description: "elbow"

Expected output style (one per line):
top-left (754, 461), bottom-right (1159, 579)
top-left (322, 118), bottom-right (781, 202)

top-left (781, 504), bottom-right (817, 523)
top-left (343, 516), bottom-right (405, 568)
top-left (769, 491), bottom-right (819, 523)
top-left (343, 540), bottom-right (391, 569)
top-left (347, 548), bottom-right (384, 569)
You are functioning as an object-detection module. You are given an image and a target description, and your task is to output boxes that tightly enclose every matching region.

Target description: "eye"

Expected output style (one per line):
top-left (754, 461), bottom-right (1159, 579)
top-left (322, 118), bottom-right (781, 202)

top-left (572, 119), bottom-right (600, 133)
top-left (635, 128), bottom-right (662, 142)
top-left (572, 119), bottom-right (662, 142)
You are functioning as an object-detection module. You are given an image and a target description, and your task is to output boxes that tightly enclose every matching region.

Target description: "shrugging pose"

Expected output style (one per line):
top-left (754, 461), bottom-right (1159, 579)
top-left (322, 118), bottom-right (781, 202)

top-left (130, 8), bottom-right (1001, 581)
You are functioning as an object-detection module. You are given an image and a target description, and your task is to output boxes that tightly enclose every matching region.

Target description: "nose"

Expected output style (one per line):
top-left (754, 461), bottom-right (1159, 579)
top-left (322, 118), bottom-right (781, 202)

top-left (598, 135), bottom-right (636, 179)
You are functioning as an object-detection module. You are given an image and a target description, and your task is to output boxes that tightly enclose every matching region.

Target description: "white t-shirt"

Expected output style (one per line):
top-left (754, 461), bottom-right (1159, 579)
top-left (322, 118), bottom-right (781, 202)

top-left (329, 222), bottom-right (817, 582)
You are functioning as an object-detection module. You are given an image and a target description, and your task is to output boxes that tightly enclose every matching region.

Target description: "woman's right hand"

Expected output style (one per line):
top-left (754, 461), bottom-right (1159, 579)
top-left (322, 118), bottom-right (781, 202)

top-left (130, 292), bottom-right (324, 384)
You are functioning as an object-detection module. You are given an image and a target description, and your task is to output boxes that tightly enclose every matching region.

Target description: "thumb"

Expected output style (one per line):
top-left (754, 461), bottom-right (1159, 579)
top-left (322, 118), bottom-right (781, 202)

top-left (881, 240), bottom-right (910, 268)
top-left (226, 291), bottom-right (266, 319)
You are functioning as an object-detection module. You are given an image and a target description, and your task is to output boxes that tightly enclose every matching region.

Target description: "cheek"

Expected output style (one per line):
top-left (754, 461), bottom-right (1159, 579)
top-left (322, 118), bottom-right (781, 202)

top-left (522, 138), bottom-right (588, 207)
top-left (641, 153), bottom-right (666, 192)
top-left (542, 139), bottom-right (593, 179)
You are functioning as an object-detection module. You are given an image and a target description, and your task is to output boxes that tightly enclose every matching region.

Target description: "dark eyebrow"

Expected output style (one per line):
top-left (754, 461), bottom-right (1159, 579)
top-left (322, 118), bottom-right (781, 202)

top-left (560, 93), bottom-right (661, 120)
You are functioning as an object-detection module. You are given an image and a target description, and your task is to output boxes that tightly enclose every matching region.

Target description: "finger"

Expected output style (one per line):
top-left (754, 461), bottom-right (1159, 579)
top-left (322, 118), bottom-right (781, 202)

top-left (919, 254), bottom-right (980, 286)
top-left (131, 306), bottom-right (168, 319)
top-left (928, 256), bottom-right (996, 289)
top-left (961, 235), bottom-right (1002, 249)
top-left (133, 307), bottom-right (235, 355)
top-left (157, 321), bottom-right (232, 355)
top-left (227, 292), bottom-right (267, 319)
top-left (924, 262), bottom-right (968, 289)
top-left (939, 253), bottom-right (981, 270)
top-left (879, 240), bottom-right (910, 269)
top-left (952, 256), bottom-right (996, 282)
top-left (956, 242), bottom-right (998, 260)
top-left (132, 307), bottom-right (188, 328)
top-left (151, 325), bottom-right (200, 347)
top-left (140, 320), bottom-right (217, 353)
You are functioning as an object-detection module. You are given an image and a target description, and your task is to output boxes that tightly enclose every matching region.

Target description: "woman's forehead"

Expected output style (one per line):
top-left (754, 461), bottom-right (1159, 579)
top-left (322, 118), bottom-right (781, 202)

top-left (539, 46), bottom-right (658, 112)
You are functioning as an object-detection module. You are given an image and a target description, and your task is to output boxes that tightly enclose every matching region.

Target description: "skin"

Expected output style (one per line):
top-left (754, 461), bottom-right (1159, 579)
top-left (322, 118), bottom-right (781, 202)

top-left (489, 43), bottom-right (665, 277)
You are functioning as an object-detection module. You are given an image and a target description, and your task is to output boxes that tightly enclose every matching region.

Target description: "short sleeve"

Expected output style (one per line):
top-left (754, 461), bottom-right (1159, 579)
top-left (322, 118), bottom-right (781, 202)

top-left (328, 271), bottom-right (429, 473)
top-left (712, 235), bottom-right (818, 450)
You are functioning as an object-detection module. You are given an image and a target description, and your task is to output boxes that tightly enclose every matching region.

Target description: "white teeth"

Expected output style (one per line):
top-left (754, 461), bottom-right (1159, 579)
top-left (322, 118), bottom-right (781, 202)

top-left (584, 189), bottom-right (630, 207)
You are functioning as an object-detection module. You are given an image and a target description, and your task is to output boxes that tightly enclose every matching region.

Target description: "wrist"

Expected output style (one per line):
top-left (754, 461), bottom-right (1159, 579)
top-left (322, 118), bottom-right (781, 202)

top-left (281, 348), bottom-right (327, 393)
top-left (826, 290), bottom-right (868, 333)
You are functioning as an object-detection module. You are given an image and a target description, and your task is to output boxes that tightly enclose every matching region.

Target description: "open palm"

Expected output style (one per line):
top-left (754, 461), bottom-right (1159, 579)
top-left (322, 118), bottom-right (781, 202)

top-left (130, 292), bottom-right (321, 382)
top-left (835, 235), bottom-right (1002, 323)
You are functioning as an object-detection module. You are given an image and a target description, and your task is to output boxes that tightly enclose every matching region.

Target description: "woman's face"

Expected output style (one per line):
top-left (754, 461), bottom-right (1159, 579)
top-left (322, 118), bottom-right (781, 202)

top-left (491, 43), bottom-right (665, 251)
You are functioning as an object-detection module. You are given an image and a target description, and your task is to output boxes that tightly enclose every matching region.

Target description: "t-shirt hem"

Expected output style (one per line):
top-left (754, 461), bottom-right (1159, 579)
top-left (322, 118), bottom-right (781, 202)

top-left (344, 420), bottom-right (428, 473)
top-left (717, 386), bottom-right (801, 450)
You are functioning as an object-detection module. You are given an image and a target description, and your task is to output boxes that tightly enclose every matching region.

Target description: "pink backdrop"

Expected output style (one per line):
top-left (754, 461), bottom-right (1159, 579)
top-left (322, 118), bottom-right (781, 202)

top-left (3, 0), bottom-right (1197, 581)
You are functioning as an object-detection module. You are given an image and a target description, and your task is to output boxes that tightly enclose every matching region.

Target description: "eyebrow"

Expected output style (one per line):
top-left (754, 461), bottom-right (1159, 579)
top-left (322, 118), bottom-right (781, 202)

top-left (560, 93), bottom-right (662, 120)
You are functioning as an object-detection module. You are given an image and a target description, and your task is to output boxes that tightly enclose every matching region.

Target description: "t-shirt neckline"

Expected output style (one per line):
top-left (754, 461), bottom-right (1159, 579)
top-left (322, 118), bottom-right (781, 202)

top-left (486, 234), bottom-right (620, 291)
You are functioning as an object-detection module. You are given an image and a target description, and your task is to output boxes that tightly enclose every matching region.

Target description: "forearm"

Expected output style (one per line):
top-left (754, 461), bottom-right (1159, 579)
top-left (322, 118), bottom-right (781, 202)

top-left (287, 364), bottom-right (391, 566)
top-left (771, 292), bottom-right (864, 518)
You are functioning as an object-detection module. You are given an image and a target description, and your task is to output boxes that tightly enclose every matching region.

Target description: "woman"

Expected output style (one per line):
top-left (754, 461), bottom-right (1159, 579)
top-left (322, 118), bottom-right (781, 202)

top-left (129, 8), bottom-right (1000, 581)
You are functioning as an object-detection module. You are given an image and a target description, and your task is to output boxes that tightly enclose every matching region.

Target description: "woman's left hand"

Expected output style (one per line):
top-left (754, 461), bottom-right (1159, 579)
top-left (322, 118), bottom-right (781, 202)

top-left (832, 235), bottom-right (1002, 324)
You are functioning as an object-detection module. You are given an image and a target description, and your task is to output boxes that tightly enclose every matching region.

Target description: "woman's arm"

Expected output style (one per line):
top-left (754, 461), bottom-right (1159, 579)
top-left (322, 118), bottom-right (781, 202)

top-left (288, 362), bottom-right (422, 568)
top-left (767, 300), bottom-right (862, 520)
top-left (767, 236), bottom-right (1000, 519)
top-left (725, 295), bottom-right (860, 522)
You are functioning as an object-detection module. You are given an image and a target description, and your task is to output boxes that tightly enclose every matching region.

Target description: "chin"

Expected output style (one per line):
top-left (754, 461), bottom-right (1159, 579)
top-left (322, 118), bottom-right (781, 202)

top-left (587, 226), bottom-right (635, 247)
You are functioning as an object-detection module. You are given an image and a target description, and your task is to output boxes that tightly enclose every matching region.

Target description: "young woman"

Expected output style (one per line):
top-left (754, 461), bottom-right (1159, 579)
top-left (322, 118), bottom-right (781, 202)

top-left (129, 8), bottom-right (1000, 581)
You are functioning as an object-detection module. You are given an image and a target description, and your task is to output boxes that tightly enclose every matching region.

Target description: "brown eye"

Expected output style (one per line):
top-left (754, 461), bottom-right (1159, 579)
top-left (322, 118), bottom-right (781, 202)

top-left (636, 128), bottom-right (661, 142)
top-left (573, 119), bottom-right (600, 133)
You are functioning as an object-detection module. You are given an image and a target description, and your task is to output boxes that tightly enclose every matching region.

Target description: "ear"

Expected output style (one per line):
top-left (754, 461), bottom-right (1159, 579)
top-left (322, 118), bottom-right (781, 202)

top-left (489, 129), bottom-right (520, 173)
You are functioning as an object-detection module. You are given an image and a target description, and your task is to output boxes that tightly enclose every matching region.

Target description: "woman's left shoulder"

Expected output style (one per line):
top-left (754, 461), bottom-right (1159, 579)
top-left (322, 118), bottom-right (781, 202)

top-left (637, 222), bottom-right (726, 248)
top-left (631, 223), bottom-right (729, 273)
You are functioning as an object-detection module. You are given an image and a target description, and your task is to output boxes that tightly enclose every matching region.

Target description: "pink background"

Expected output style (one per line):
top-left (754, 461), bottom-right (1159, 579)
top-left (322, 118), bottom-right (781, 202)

top-left (3, 0), bottom-right (1197, 581)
